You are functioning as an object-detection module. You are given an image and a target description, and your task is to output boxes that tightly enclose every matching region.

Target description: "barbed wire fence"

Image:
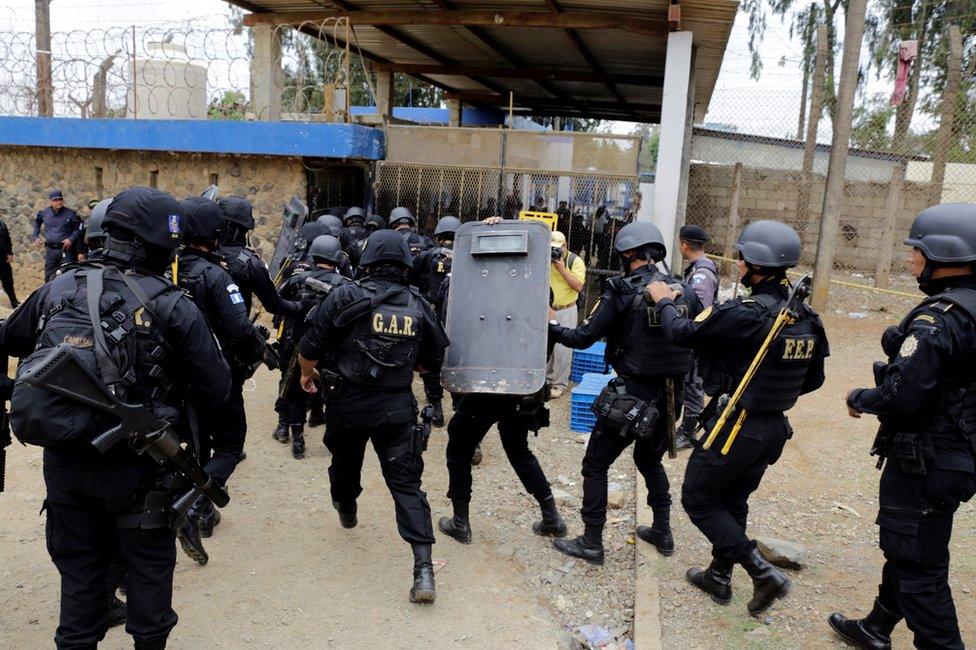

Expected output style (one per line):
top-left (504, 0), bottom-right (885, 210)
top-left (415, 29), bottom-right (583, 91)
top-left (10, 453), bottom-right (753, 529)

top-left (0, 19), bottom-right (361, 121)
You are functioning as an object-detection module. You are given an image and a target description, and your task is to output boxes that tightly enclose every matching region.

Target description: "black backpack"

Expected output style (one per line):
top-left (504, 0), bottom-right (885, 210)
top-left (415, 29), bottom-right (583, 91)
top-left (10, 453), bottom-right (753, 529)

top-left (10, 265), bottom-right (175, 447)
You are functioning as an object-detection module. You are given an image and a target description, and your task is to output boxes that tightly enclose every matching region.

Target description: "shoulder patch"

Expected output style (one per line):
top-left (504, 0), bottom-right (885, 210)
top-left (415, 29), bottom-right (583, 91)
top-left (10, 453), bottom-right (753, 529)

top-left (694, 305), bottom-right (713, 323)
top-left (898, 333), bottom-right (919, 359)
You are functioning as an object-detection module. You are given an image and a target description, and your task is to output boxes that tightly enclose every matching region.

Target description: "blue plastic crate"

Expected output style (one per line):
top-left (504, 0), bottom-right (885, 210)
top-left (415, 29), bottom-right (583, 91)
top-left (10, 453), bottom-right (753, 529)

top-left (570, 341), bottom-right (608, 382)
top-left (569, 372), bottom-right (615, 433)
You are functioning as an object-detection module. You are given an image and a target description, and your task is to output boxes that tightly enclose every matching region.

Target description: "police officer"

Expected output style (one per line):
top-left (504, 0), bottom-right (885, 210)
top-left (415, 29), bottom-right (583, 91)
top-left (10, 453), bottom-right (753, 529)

top-left (33, 189), bottom-right (82, 281)
top-left (0, 186), bottom-right (230, 649)
top-left (548, 222), bottom-right (701, 565)
top-left (168, 196), bottom-right (265, 563)
top-left (676, 224), bottom-right (719, 449)
top-left (829, 204), bottom-right (976, 650)
top-left (273, 234), bottom-right (350, 459)
top-left (411, 215), bottom-right (460, 426)
top-left (646, 219), bottom-right (828, 615)
top-left (297, 230), bottom-right (448, 603)
top-left (316, 213), bottom-right (356, 277)
top-left (218, 196), bottom-right (301, 318)
top-left (343, 207), bottom-right (368, 266)
top-left (389, 206), bottom-right (433, 257)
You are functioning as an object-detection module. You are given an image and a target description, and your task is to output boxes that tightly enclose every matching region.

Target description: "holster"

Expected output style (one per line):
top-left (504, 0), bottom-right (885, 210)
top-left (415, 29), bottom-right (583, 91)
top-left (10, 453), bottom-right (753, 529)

top-left (413, 405), bottom-right (434, 454)
top-left (115, 484), bottom-right (181, 531)
top-left (889, 432), bottom-right (934, 475)
top-left (591, 379), bottom-right (659, 441)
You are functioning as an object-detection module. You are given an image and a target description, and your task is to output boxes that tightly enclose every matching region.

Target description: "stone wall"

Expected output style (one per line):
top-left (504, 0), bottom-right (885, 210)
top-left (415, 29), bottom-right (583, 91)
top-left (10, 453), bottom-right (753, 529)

top-left (686, 163), bottom-right (934, 271)
top-left (0, 145), bottom-right (307, 299)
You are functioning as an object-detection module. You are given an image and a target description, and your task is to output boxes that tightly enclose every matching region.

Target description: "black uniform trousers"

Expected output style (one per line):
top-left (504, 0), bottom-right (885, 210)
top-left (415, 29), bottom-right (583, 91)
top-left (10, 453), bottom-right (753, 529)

top-left (42, 451), bottom-right (178, 649)
top-left (874, 457), bottom-right (976, 649)
top-left (421, 369), bottom-right (443, 404)
top-left (199, 376), bottom-right (247, 486)
top-left (445, 394), bottom-right (552, 505)
top-left (275, 346), bottom-right (310, 427)
top-left (681, 411), bottom-right (789, 562)
top-left (324, 388), bottom-right (435, 545)
top-left (44, 246), bottom-right (71, 281)
top-left (0, 260), bottom-right (17, 305)
top-left (581, 382), bottom-right (672, 530)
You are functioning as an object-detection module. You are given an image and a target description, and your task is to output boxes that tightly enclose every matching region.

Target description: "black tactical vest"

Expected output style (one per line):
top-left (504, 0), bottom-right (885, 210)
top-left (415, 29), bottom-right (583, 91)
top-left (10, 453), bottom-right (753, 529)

top-left (896, 288), bottom-right (976, 438)
top-left (608, 268), bottom-right (695, 379)
top-left (739, 293), bottom-right (821, 413)
top-left (168, 253), bottom-right (209, 315)
top-left (334, 280), bottom-right (425, 390)
top-left (422, 247), bottom-right (452, 302)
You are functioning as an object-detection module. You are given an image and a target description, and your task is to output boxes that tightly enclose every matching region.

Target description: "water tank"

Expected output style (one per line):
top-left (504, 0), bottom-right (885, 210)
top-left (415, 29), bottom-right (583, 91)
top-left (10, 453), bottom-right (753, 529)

top-left (127, 41), bottom-right (207, 119)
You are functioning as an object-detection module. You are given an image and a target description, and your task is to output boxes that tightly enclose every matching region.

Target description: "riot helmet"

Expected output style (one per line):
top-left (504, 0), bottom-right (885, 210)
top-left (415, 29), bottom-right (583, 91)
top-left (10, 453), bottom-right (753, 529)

top-left (360, 230), bottom-right (414, 269)
top-left (180, 196), bottom-right (223, 247)
top-left (735, 220), bottom-right (800, 268)
top-left (85, 198), bottom-right (111, 247)
top-left (218, 196), bottom-right (255, 246)
top-left (388, 206), bottom-right (416, 229)
top-left (309, 234), bottom-right (344, 265)
top-left (102, 186), bottom-right (184, 271)
top-left (344, 206), bottom-right (366, 226)
top-left (365, 214), bottom-right (386, 233)
top-left (433, 216), bottom-right (461, 241)
top-left (904, 203), bottom-right (976, 289)
top-left (614, 221), bottom-right (667, 263)
top-left (316, 214), bottom-right (343, 232)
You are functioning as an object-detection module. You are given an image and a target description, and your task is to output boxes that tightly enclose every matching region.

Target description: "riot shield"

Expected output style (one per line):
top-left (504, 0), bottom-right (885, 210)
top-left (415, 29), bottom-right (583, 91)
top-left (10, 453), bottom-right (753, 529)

top-left (444, 220), bottom-right (551, 395)
top-left (200, 185), bottom-right (219, 201)
top-left (269, 195), bottom-right (309, 284)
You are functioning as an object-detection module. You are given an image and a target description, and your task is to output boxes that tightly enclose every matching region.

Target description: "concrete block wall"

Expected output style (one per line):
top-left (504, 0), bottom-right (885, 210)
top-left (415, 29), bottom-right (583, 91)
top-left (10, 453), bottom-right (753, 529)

top-left (0, 146), bottom-right (306, 298)
top-left (687, 163), bottom-right (933, 271)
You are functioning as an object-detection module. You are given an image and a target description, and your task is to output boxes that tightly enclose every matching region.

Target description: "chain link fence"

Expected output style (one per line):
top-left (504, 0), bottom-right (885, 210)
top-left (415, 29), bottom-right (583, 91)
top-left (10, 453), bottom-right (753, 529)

top-left (684, 17), bottom-right (975, 314)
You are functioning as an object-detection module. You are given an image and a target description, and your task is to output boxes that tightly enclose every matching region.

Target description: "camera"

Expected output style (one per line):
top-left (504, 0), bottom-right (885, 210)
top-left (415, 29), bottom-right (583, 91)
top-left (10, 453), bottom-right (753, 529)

top-left (551, 246), bottom-right (563, 262)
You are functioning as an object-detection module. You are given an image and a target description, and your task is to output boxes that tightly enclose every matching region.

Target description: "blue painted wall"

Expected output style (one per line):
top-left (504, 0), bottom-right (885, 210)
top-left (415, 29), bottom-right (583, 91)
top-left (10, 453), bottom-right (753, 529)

top-left (349, 105), bottom-right (505, 126)
top-left (0, 116), bottom-right (385, 160)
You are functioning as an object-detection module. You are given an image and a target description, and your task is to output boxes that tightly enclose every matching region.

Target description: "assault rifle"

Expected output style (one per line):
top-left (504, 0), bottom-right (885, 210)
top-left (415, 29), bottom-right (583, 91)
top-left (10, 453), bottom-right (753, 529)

top-left (18, 344), bottom-right (229, 512)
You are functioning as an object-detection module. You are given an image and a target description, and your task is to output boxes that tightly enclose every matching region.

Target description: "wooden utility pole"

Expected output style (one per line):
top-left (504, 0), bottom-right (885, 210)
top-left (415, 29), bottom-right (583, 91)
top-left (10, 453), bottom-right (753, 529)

top-left (811, 0), bottom-right (867, 311)
top-left (34, 0), bottom-right (53, 116)
top-left (929, 25), bottom-right (962, 206)
top-left (796, 23), bottom-right (828, 257)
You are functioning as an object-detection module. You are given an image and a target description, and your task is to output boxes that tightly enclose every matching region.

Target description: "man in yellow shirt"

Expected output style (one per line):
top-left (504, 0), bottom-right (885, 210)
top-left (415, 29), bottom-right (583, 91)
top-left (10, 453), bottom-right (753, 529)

top-left (548, 230), bottom-right (586, 398)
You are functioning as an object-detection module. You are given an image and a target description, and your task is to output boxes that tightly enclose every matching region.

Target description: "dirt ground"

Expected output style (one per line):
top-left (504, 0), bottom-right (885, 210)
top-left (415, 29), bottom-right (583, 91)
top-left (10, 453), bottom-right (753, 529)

top-left (2, 285), bottom-right (975, 649)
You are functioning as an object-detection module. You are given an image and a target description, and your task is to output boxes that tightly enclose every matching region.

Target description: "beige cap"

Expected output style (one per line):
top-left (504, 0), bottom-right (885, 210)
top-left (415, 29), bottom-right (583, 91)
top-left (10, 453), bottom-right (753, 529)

top-left (551, 230), bottom-right (566, 246)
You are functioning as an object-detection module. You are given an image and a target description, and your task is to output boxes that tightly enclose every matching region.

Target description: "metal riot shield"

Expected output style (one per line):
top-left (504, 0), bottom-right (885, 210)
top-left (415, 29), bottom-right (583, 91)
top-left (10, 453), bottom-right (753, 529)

top-left (443, 220), bottom-right (551, 395)
top-left (268, 195), bottom-right (309, 284)
top-left (200, 185), bottom-right (219, 201)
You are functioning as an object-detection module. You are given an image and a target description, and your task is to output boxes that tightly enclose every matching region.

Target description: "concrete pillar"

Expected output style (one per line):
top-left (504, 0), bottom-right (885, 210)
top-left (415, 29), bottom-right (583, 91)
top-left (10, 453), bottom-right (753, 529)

top-left (250, 24), bottom-right (283, 121)
top-left (375, 67), bottom-right (393, 118)
top-left (651, 31), bottom-right (693, 270)
top-left (447, 98), bottom-right (463, 127)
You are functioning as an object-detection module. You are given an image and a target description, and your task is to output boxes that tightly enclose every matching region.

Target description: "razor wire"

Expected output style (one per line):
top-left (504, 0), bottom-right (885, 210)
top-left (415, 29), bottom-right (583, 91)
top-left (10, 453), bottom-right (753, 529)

top-left (0, 19), bottom-right (353, 120)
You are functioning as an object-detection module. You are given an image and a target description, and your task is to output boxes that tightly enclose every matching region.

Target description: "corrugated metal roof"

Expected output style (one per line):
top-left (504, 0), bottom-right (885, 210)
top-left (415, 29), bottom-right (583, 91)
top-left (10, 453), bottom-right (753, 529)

top-left (226, 0), bottom-right (738, 122)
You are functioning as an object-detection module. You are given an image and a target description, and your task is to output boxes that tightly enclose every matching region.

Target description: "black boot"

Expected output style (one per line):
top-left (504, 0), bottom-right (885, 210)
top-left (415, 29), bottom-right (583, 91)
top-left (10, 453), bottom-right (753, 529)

top-left (134, 637), bottom-right (167, 650)
top-left (307, 404), bottom-right (326, 428)
top-left (332, 500), bottom-right (357, 528)
top-left (438, 501), bottom-right (472, 543)
top-left (429, 400), bottom-right (445, 428)
top-left (740, 547), bottom-right (790, 614)
top-left (272, 422), bottom-right (289, 444)
top-left (196, 498), bottom-right (221, 539)
top-left (532, 495), bottom-right (567, 537)
top-left (686, 557), bottom-right (734, 604)
top-left (106, 594), bottom-right (126, 628)
top-left (635, 506), bottom-right (674, 556)
top-left (409, 544), bottom-right (436, 603)
top-left (471, 444), bottom-right (483, 466)
top-left (291, 425), bottom-right (306, 459)
top-left (177, 515), bottom-right (209, 566)
top-left (676, 415), bottom-right (698, 450)
top-left (635, 525), bottom-right (675, 556)
top-left (828, 599), bottom-right (899, 650)
top-left (552, 524), bottom-right (605, 565)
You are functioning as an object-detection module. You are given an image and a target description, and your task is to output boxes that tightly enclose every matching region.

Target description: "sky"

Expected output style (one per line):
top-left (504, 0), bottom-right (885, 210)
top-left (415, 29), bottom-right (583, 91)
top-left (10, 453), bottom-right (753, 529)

top-left (0, 0), bottom-right (900, 140)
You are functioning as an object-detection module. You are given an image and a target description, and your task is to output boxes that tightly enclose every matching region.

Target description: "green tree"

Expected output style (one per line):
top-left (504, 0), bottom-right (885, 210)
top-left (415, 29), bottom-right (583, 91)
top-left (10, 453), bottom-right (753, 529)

top-left (631, 124), bottom-right (660, 173)
top-left (209, 90), bottom-right (247, 121)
